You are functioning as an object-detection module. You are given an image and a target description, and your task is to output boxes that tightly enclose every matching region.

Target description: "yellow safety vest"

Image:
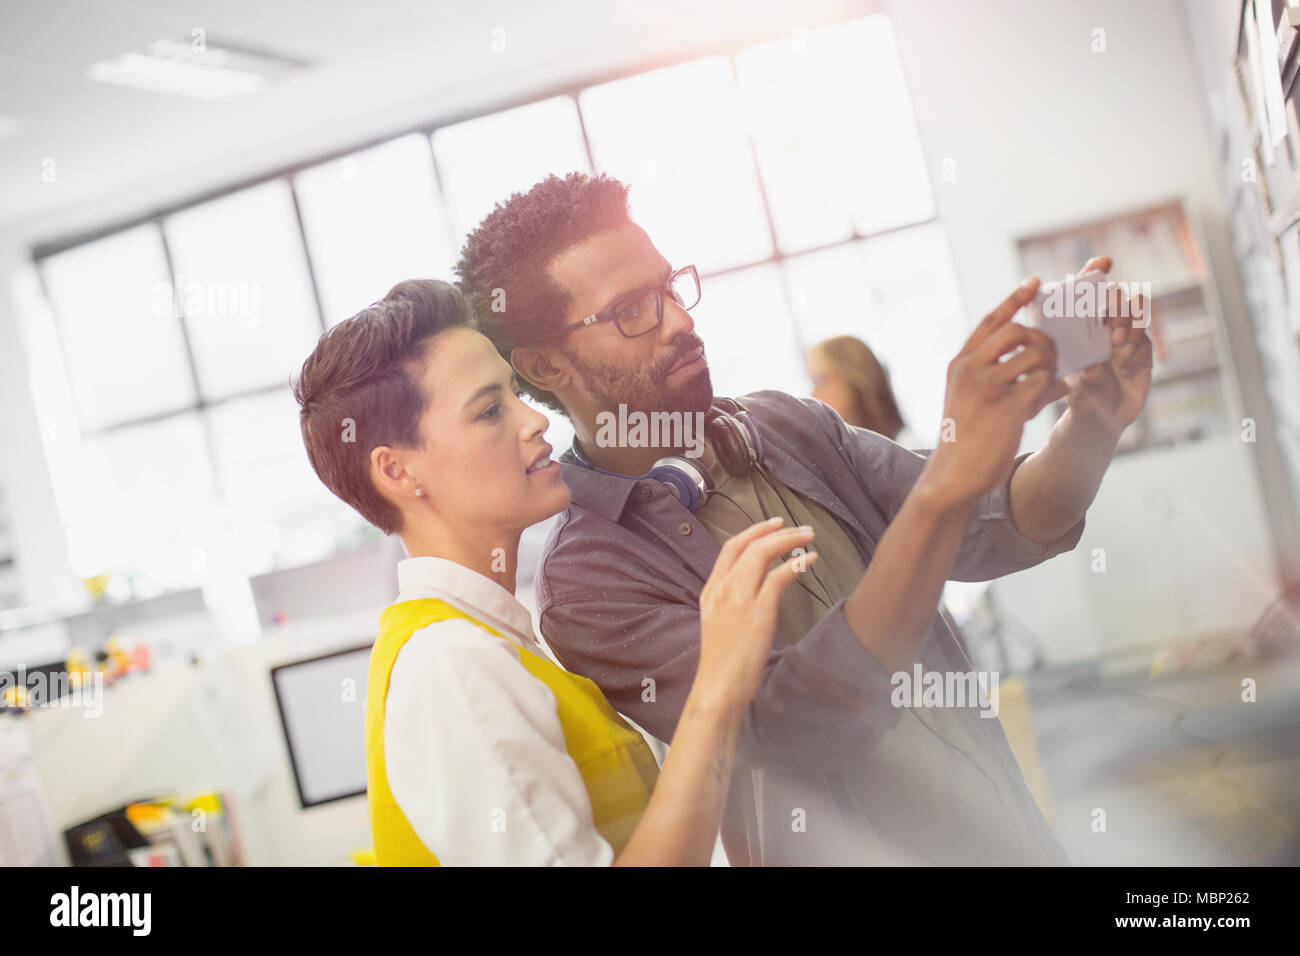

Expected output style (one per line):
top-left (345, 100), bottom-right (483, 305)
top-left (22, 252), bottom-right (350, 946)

top-left (365, 597), bottom-right (660, 865)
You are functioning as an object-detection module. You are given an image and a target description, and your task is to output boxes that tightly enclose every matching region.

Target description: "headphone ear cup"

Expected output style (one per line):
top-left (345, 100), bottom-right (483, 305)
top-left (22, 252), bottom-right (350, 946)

top-left (707, 411), bottom-right (760, 476)
top-left (705, 414), bottom-right (739, 476)
top-left (733, 407), bottom-right (765, 466)
top-left (646, 456), bottom-right (714, 512)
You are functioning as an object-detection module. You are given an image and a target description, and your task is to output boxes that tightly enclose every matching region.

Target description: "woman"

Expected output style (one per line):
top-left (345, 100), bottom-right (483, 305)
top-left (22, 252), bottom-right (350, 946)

top-left (805, 335), bottom-right (921, 447)
top-left (293, 279), bottom-right (817, 866)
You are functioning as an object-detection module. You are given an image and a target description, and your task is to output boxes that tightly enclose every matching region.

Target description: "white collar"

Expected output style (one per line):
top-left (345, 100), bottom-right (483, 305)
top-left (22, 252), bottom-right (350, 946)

top-left (394, 555), bottom-right (543, 654)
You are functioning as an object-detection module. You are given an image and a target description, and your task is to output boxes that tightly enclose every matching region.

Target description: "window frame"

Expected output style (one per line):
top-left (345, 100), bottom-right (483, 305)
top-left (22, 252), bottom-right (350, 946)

top-left (27, 12), bottom-right (943, 586)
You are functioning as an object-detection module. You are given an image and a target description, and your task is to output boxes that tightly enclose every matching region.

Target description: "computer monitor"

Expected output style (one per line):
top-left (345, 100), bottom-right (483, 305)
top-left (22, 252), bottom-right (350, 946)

top-left (270, 643), bottom-right (372, 808)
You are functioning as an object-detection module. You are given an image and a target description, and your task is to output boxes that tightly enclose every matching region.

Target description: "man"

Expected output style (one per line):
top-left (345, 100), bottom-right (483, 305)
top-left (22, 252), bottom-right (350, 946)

top-left (455, 172), bottom-right (1152, 865)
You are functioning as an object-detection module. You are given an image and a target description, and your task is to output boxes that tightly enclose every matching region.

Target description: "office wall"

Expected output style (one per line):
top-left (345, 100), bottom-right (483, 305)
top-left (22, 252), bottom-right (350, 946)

top-left (886, 0), bottom-right (1283, 664)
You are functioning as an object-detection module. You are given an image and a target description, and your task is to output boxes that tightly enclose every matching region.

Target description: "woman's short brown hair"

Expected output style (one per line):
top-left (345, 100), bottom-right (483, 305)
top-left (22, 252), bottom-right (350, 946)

top-left (292, 279), bottom-right (466, 535)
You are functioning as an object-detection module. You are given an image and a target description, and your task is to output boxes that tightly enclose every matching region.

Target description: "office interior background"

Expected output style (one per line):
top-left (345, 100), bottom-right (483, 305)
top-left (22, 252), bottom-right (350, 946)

top-left (1, 0), bottom-right (1298, 866)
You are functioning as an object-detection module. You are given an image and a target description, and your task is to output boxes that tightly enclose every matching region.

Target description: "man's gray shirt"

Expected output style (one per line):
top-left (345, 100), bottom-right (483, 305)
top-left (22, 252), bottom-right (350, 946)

top-left (534, 390), bottom-right (1082, 865)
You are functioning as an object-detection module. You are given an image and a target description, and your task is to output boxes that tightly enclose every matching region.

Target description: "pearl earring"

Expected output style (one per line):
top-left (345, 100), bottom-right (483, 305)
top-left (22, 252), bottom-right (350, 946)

top-left (414, 488), bottom-right (424, 497)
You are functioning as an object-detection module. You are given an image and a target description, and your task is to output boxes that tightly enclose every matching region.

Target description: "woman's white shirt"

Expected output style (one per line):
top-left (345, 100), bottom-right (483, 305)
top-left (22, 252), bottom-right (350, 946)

top-left (382, 555), bottom-right (615, 866)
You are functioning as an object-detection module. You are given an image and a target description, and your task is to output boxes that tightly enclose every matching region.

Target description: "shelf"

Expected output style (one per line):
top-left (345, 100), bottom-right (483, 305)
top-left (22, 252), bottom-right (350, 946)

top-left (1018, 198), bottom-right (1235, 458)
top-left (1153, 361), bottom-right (1221, 384)
top-left (1150, 277), bottom-right (1207, 301)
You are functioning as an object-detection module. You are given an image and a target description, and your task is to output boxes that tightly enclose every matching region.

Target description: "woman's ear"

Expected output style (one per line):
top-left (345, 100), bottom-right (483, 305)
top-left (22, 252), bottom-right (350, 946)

top-left (370, 445), bottom-right (415, 500)
top-left (510, 346), bottom-right (569, 393)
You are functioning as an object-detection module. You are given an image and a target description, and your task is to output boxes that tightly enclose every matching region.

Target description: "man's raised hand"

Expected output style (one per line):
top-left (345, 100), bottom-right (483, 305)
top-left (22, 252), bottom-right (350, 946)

top-left (925, 279), bottom-right (1068, 508)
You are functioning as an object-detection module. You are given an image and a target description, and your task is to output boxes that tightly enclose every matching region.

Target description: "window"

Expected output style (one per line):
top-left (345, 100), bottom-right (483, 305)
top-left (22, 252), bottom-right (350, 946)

top-left (207, 390), bottom-right (360, 574)
top-left (786, 225), bottom-right (964, 444)
top-left (736, 17), bottom-right (935, 251)
top-left (433, 96), bottom-right (590, 247)
top-left (295, 135), bottom-right (453, 324)
top-left (75, 414), bottom-right (220, 596)
top-left (581, 57), bottom-right (774, 274)
top-left (691, 265), bottom-right (807, 399)
top-left (29, 12), bottom-right (953, 600)
top-left (163, 180), bottom-right (322, 399)
top-left (40, 226), bottom-right (196, 431)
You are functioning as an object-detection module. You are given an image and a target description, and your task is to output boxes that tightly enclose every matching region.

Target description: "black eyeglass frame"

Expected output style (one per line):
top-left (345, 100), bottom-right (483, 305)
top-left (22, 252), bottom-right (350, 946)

top-left (544, 264), bottom-right (700, 341)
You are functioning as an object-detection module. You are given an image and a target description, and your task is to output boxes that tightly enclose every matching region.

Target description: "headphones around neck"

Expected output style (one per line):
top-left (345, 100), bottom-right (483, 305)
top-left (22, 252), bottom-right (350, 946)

top-left (571, 398), bottom-right (765, 512)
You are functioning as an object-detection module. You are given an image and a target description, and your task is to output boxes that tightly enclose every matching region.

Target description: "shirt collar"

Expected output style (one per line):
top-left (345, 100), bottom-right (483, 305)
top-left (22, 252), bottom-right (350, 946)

top-left (556, 444), bottom-right (641, 522)
top-left (558, 432), bottom-right (727, 522)
top-left (394, 555), bottom-right (542, 653)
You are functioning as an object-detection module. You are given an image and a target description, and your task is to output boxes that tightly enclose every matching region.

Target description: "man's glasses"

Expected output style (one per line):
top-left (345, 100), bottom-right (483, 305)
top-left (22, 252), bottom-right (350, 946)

top-left (547, 265), bottom-right (701, 340)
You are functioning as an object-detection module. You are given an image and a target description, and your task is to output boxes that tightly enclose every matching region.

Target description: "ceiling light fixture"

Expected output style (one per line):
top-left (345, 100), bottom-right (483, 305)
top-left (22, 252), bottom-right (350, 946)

top-left (86, 38), bottom-right (306, 102)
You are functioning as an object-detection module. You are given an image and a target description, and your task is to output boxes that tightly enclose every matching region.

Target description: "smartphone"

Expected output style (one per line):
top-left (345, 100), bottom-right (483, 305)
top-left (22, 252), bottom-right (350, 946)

top-left (1022, 269), bottom-right (1112, 377)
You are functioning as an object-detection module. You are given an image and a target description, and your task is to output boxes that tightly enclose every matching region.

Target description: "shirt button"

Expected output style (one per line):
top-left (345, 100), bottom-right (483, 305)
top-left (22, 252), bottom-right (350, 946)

top-left (677, 522), bottom-right (693, 536)
top-left (639, 487), bottom-right (652, 499)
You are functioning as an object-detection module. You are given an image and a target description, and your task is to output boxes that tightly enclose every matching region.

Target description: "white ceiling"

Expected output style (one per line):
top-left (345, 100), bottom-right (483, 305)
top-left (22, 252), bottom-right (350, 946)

top-left (0, 0), bottom-right (874, 247)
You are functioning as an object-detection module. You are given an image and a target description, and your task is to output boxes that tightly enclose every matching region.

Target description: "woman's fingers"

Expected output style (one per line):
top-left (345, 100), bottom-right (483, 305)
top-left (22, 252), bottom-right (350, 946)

top-left (758, 550), bottom-right (820, 609)
top-left (730, 526), bottom-right (816, 594)
top-left (712, 516), bottom-right (784, 578)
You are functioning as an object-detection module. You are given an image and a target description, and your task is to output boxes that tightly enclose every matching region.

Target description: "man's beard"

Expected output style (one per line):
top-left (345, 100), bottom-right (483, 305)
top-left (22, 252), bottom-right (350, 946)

top-left (562, 334), bottom-right (714, 416)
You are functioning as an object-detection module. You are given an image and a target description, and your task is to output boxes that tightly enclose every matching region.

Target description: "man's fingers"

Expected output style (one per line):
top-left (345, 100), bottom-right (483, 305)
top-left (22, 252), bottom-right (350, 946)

top-left (1015, 369), bottom-right (1067, 417)
top-left (959, 278), bottom-right (1040, 358)
top-left (977, 320), bottom-right (1051, 367)
top-left (1117, 291), bottom-right (1152, 332)
top-left (1079, 363), bottom-right (1108, 385)
top-left (1117, 334), bottom-right (1154, 375)
top-left (1129, 291), bottom-right (1152, 330)
top-left (1104, 283), bottom-right (1136, 343)
top-left (1080, 255), bottom-right (1112, 276)
top-left (997, 342), bottom-right (1057, 382)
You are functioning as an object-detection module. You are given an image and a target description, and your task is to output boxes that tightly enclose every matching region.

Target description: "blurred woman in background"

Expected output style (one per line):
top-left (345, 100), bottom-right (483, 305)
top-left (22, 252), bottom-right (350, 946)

top-left (806, 335), bottom-right (920, 448)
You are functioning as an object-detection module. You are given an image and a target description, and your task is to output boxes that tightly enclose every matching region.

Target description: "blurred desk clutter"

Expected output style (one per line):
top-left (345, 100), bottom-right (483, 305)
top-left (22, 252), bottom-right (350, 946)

top-left (64, 791), bottom-right (243, 867)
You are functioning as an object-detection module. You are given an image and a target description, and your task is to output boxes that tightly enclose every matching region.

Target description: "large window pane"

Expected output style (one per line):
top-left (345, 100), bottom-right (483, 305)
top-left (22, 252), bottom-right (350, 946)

top-left (295, 135), bottom-right (454, 325)
top-left (691, 264), bottom-right (807, 400)
top-left (787, 226), bottom-right (964, 444)
top-left (581, 57), bottom-right (774, 274)
top-left (40, 225), bottom-right (197, 431)
top-left (163, 180), bottom-right (322, 400)
top-left (433, 96), bottom-right (591, 246)
top-left (207, 390), bottom-right (364, 575)
top-left (782, 241), bottom-right (888, 418)
top-left (73, 414), bottom-right (220, 595)
top-left (736, 15), bottom-right (935, 251)
top-left (783, 241), bottom-right (879, 350)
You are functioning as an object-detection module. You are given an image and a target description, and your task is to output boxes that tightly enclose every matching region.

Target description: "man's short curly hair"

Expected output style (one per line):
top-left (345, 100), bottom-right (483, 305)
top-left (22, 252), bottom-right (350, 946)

top-left (454, 172), bottom-right (631, 414)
